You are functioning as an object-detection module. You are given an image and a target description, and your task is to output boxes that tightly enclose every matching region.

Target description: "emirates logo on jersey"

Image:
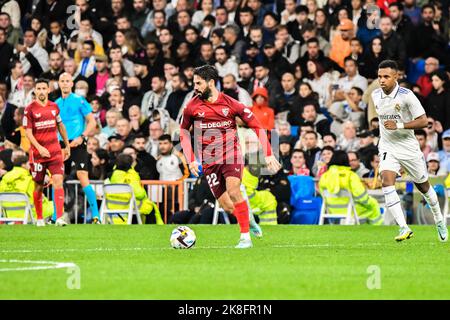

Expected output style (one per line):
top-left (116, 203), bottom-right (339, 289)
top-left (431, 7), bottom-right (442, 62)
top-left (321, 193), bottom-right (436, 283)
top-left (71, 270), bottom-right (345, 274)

top-left (222, 108), bottom-right (229, 116)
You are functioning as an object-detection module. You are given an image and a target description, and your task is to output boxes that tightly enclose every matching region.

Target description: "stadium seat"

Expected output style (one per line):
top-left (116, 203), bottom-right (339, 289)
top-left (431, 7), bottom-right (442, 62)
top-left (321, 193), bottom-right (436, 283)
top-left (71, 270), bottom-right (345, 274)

top-left (288, 175), bottom-right (322, 224)
top-left (319, 189), bottom-right (360, 225)
top-left (100, 184), bottom-right (142, 224)
top-left (0, 192), bottom-right (34, 225)
top-left (290, 126), bottom-right (299, 138)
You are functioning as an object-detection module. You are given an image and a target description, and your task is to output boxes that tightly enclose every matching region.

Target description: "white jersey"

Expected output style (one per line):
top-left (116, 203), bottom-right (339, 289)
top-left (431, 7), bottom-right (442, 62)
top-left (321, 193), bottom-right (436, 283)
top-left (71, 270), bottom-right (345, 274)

top-left (371, 83), bottom-right (426, 159)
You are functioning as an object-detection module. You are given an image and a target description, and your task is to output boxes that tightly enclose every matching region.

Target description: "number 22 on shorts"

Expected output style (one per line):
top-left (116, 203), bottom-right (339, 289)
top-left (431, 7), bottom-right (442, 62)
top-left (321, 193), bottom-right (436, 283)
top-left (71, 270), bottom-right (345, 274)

top-left (207, 173), bottom-right (219, 188)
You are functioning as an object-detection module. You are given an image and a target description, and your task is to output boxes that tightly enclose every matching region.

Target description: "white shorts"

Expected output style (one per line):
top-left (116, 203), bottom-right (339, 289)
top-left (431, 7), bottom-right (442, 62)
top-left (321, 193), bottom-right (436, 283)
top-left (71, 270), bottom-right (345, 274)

top-left (379, 151), bottom-right (428, 184)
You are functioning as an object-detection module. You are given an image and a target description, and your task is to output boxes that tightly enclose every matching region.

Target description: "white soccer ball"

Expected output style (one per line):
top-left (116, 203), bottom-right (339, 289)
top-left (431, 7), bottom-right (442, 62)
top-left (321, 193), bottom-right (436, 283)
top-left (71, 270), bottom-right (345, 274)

top-left (170, 226), bottom-right (196, 249)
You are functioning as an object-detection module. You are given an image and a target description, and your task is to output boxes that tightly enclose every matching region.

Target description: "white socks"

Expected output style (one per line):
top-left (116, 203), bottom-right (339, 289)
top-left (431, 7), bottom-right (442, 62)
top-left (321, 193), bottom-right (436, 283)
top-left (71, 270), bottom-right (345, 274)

top-left (240, 233), bottom-right (251, 241)
top-left (421, 187), bottom-right (443, 224)
top-left (383, 186), bottom-right (408, 228)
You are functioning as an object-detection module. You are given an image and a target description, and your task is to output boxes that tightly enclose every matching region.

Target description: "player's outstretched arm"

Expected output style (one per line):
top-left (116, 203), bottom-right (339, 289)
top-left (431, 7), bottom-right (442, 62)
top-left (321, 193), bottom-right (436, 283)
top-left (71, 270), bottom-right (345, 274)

top-left (25, 128), bottom-right (50, 158)
top-left (57, 121), bottom-right (71, 161)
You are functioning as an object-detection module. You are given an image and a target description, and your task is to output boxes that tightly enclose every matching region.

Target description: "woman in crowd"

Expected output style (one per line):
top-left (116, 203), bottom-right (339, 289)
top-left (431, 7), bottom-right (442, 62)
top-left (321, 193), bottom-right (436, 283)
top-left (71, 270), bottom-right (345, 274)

top-left (360, 37), bottom-right (386, 81)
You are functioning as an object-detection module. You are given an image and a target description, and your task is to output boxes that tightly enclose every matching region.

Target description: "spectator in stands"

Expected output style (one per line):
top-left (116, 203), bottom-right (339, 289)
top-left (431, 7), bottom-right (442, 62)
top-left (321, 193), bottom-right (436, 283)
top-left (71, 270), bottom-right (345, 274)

top-left (102, 109), bottom-right (120, 139)
top-left (109, 45), bottom-right (135, 78)
top-left (6, 59), bottom-right (23, 99)
top-left (379, 16), bottom-right (406, 66)
top-left (86, 54), bottom-right (109, 97)
top-left (16, 29), bottom-right (49, 77)
top-left (297, 37), bottom-right (339, 76)
top-left (248, 62), bottom-right (282, 109)
top-left (329, 18), bottom-right (354, 69)
top-left (214, 46), bottom-right (239, 80)
top-left (426, 70), bottom-right (450, 131)
top-left (274, 25), bottom-right (300, 65)
top-left (128, 105), bottom-right (147, 135)
top-left (348, 151), bottom-right (370, 178)
top-left (251, 87), bottom-right (275, 131)
top-left (146, 120), bottom-right (163, 158)
top-left (427, 152), bottom-right (446, 177)
top-left (403, 0), bottom-right (421, 26)
top-left (275, 72), bottom-right (298, 114)
top-left (9, 73), bottom-right (33, 109)
top-left (275, 120), bottom-right (296, 146)
top-left (304, 60), bottom-right (332, 106)
top-left (313, 8), bottom-right (330, 41)
top-left (89, 148), bottom-right (110, 180)
top-left (314, 145), bottom-right (334, 178)
top-left (360, 37), bottom-right (386, 81)
top-left (237, 62), bottom-right (254, 92)
top-left (116, 118), bottom-right (135, 147)
top-left (0, 27), bottom-right (13, 81)
top-left (417, 57), bottom-right (440, 98)
top-left (222, 74), bottom-right (253, 107)
top-left (262, 40), bottom-right (291, 80)
top-left (165, 73), bottom-right (190, 120)
top-left (322, 132), bottom-right (337, 149)
top-left (388, 2), bottom-right (415, 56)
top-left (290, 149), bottom-right (311, 176)
top-left (41, 51), bottom-right (64, 83)
top-left (413, 4), bottom-right (448, 63)
top-left (141, 75), bottom-right (170, 118)
top-left (300, 25), bottom-right (331, 58)
top-left (279, 135), bottom-right (293, 173)
top-left (132, 134), bottom-right (159, 180)
top-left (195, 41), bottom-right (215, 67)
top-left (280, 0), bottom-right (297, 25)
top-left (303, 131), bottom-right (321, 172)
top-left (357, 130), bottom-right (378, 169)
top-left (247, 0), bottom-right (269, 26)
top-left (438, 130), bottom-right (450, 174)
top-left (287, 5), bottom-right (312, 42)
top-left (223, 24), bottom-right (246, 63)
top-left (415, 129), bottom-right (432, 159)
top-left (107, 134), bottom-right (125, 166)
top-left (337, 121), bottom-right (360, 152)
top-left (77, 40), bottom-right (96, 78)
top-left (156, 134), bottom-right (189, 181)
top-left (0, 12), bottom-right (20, 47)
top-left (424, 116), bottom-right (441, 152)
top-left (300, 102), bottom-right (330, 138)
top-left (287, 82), bottom-right (317, 126)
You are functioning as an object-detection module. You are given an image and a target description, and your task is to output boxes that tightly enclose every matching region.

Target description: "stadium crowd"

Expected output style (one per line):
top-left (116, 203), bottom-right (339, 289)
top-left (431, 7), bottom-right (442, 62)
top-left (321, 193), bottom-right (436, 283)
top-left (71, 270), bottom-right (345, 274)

top-left (0, 0), bottom-right (449, 224)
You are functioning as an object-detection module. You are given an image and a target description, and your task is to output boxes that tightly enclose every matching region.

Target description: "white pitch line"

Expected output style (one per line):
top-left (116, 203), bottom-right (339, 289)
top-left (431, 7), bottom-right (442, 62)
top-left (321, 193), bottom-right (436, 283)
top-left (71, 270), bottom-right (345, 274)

top-left (0, 243), bottom-right (385, 254)
top-left (0, 259), bottom-right (76, 272)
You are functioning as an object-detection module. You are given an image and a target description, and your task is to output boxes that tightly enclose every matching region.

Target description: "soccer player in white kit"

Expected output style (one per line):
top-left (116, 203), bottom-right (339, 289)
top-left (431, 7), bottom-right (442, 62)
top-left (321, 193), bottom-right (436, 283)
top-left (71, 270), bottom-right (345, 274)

top-left (372, 60), bottom-right (448, 242)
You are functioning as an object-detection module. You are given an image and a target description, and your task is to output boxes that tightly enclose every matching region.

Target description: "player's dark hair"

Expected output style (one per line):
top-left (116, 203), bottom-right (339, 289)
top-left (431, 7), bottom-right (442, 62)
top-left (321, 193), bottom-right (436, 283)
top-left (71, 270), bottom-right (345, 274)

top-left (13, 155), bottom-right (28, 167)
top-left (414, 129), bottom-right (426, 138)
top-left (378, 60), bottom-right (398, 71)
top-left (328, 150), bottom-right (350, 167)
top-left (193, 65), bottom-right (219, 84)
top-left (94, 148), bottom-right (109, 163)
top-left (116, 153), bottom-right (133, 171)
top-left (348, 151), bottom-right (359, 159)
top-left (35, 78), bottom-right (49, 86)
top-left (158, 134), bottom-right (172, 142)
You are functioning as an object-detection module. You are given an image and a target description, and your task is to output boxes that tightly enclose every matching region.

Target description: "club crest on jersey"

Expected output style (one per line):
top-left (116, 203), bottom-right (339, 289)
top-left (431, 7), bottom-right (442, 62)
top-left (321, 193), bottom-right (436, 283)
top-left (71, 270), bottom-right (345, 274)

top-left (35, 113), bottom-right (41, 118)
top-left (51, 110), bottom-right (56, 116)
top-left (222, 108), bottom-right (229, 116)
top-left (395, 103), bottom-right (401, 112)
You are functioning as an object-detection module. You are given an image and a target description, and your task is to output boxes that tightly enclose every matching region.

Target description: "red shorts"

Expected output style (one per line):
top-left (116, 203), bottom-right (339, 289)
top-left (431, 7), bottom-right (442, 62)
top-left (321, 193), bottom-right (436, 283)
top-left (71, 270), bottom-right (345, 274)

top-left (203, 163), bottom-right (243, 199)
top-left (30, 156), bottom-right (64, 183)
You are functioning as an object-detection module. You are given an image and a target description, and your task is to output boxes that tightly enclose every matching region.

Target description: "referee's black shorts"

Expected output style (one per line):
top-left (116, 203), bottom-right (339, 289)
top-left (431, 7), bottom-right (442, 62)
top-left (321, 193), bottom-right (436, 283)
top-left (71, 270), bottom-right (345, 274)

top-left (60, 140), bottom-right (89, 174)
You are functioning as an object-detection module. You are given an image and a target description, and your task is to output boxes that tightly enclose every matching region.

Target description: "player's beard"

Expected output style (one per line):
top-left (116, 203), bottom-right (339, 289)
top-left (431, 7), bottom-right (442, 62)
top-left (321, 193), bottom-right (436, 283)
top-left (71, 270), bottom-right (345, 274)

top-left (38, 94), bottom-right (46, 102)
top-left (195, 87), bottom-right (212, 101)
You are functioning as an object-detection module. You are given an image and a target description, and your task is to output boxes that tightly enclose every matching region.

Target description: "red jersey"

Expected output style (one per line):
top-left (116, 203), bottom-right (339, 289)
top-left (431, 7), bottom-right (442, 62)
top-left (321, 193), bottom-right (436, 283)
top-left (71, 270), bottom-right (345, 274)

top-left (180, 92), bottom-right (272, 168)
top-left (24, 100), bottom-right (63, 163)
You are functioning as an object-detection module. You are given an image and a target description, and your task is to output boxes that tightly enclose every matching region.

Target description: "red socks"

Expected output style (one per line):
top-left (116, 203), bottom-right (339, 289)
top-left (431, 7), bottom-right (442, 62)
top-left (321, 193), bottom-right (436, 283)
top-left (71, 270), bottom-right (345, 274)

top-left (233, 200), bottom-right (250, 233)
top-left (33, 191), bottom-right (43, 220)
top-left (54, 188), bottom-right (64, 219)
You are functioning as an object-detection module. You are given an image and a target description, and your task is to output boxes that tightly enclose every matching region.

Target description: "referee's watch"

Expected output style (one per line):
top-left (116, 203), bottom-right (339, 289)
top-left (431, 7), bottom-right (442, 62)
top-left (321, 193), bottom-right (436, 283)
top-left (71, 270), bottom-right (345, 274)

top-left (80, 134), bottom-right (87, 142)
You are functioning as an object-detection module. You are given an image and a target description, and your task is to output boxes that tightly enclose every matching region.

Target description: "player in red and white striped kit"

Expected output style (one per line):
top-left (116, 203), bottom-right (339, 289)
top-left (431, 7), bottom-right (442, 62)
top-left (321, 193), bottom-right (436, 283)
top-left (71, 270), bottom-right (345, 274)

top-left (24, 78), bottom-right (70, 227)
top-left (180, 65), bottom-right (281, 248)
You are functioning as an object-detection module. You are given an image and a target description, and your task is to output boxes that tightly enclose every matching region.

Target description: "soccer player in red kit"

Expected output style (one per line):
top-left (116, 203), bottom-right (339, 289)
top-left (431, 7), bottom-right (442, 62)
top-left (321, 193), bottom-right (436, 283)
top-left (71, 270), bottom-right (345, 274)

top-left (180, 65), bottom-right (281, 248)
top-left (24, 78), bottom-right (71, 227)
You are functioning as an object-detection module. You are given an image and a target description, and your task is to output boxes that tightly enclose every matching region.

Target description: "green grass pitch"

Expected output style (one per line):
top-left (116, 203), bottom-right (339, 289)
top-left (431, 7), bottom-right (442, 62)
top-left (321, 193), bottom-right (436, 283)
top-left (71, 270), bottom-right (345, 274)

top-left (0, 225), bottom-right (449, 299)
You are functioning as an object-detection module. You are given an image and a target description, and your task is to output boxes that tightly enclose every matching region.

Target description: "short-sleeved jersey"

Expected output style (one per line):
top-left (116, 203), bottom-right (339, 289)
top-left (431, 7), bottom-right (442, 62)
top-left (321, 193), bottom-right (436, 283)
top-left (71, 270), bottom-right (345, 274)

top-left (24, 100), bottom-right (63, 163)
top-left (371, 83), bottom-right (426, 159)
top-left (180, 92), bottom-right (272, 168)
top-left (55, 93), bottom-right (92, 141)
